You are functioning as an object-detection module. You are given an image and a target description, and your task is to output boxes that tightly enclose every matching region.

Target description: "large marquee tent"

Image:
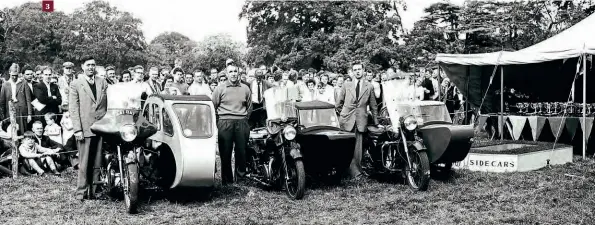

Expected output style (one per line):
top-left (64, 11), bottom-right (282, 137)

top-left (435, 12), bottom-right (595, 158)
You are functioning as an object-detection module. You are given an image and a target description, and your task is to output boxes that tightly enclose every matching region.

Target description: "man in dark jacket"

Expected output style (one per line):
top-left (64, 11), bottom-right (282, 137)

top-left (33, 66), bottom-right (62, 124)
top-left (0, 64), bottom-right (33, 135)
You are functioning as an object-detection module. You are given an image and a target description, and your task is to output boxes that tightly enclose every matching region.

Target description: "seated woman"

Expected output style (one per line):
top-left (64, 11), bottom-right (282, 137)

top-left (19, 131), bottom-right (60, 176)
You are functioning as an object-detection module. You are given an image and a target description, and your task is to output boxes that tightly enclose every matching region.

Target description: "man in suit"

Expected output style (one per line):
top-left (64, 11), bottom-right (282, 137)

top-left (33, 66), bottom-right (62, 124)
top-left (0, 64), bottom-right (33, 135)
top-left (69, 56), bottom-right (108, 201)
top-left (336, 62), bottom-right (380, 180)
top-left (249, 69), bottom-right (274, 128)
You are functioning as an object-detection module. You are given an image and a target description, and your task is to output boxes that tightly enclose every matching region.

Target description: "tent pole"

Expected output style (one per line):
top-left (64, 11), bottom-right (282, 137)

top-left (500, 66), bottom-right (504, 141)
top-left (583, 53), bottom-right (587, 160)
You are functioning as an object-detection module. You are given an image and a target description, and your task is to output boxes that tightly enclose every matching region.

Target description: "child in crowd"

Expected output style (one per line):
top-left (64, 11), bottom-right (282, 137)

top-left (19, 131), bottom-right (60, 175)
top-left (44, 112), bottom-right (62, 144)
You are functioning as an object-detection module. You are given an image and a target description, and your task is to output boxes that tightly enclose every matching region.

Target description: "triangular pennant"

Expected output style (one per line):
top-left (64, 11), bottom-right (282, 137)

top-left (507, 116), bottom-right (527, 140)
top-left (527, 116), bottom-right (546, 141)
top-left (548, 117), bottom-right (566, 139)
top-left (579, 117), bottom-right (594, 144)
top-left (564, 117), bottom-right (580, 141)
top-left (498, 115), bottom-right (509, 137)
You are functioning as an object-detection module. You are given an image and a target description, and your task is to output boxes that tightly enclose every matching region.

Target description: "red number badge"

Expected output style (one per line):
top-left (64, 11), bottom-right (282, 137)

top-left (42, 0), bottom-right (54, 12)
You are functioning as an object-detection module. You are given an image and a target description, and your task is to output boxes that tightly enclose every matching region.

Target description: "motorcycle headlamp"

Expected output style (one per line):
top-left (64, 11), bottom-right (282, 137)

top-left (403, 116), bottom-right (418, 131)
top-left (283, 125), bottom-right (297, 140)
top-left (119, 124), bottom-right (138, 142)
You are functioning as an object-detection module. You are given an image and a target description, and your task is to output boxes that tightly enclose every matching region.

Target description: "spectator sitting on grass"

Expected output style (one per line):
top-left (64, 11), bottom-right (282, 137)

top-left (19, 131), bottom-right (59, 176)
top-left (31, 121), bottom-right (67, 169)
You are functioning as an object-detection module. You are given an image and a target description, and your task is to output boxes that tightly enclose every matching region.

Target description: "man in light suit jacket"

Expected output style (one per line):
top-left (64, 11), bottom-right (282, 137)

top-left (0, 64), bottom-right (33, 135)
top-left (33, 66), bottom-right (62, 124)
top-left (336, 62), bottom-right (379, 180)
top-left (69, 56), bottom-right (108, 201)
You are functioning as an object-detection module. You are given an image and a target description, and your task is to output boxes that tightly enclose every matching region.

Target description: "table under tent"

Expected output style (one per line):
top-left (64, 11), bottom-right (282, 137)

top-left (435, 12), bottom-right (595, 159)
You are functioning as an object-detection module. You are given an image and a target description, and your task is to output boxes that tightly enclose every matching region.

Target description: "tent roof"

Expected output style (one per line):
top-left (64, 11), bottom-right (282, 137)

top-left (436, 13), bottom-right (595, 65)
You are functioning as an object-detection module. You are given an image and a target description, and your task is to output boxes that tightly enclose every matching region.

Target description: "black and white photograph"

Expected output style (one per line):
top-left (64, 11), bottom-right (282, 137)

top-left (0, 0), bottom-right (594, 224)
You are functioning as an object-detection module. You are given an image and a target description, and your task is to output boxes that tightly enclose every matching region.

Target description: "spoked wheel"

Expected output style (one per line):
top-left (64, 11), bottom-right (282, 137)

top-left (123, 163), bottom-right (140, 214)
top-left (404, 150), bottom-right (430, 191)
top-left (284, 159), bottom-right (306, 200)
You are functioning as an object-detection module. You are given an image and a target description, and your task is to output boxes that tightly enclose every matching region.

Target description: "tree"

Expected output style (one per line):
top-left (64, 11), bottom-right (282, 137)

top-left (240, 1), bottom-right (405, 73)
top-left (0, 3), bottom-right (71, 72)
top-left (188, 33), bottom-right (245, 72)
top-left (62, 0), bottom-right (148, 69)
top-left (147, 31), bottom-right (197, 68)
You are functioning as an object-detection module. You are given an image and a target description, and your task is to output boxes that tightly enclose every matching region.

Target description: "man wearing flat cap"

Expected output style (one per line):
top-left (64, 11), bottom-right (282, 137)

top-left (58, 62), bottom-right (75, 112)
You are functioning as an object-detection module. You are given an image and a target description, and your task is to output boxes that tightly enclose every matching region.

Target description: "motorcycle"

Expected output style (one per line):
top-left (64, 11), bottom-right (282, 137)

top-left (90, 83), bottom-right (157, 214)
top-left (365, 107), bottom-right (431, 191)
top-left (246, 87), bottom-right (306, 199)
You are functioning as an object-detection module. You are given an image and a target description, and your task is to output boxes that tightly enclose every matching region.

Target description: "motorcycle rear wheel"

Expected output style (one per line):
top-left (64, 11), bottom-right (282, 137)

top-left (124, 163), bottom-right (140, 214)
top-left (405, 150), bottom-right (430, 191)
top-left (285, 159), bottom-right (306, 200)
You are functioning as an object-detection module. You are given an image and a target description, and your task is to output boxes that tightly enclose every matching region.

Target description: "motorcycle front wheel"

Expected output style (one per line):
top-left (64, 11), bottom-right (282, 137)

top-left (405, 150), bottom-right (430, 191)
top-left (124, 163), bottom-right (140, 214)
top-left (284, 159), bottom-right (306, 200)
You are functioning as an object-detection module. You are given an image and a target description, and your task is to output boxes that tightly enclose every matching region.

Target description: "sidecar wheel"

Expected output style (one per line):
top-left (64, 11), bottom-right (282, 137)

top-left (285, 159), bottom-right (306, 200)
top-left (124, 163), bottom-right (140, 214)
top-left (405, 150), bottom-right (430, 191)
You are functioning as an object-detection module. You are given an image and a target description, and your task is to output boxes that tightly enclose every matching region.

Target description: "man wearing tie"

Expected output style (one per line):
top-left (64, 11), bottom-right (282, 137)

top-left (249, 69), bottom-right (273, 128)
top-left (336, 62), bottom-right (379, 180)
top-left (69, 56), bottom-right (108, 201)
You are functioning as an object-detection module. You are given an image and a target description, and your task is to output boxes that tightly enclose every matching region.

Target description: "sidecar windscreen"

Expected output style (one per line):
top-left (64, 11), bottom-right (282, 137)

top-left (263, 86), bottom-right (298, 120)
top-left (294, 101), bottom-right (339, 128)
top-left (107, 82), bottom-right (145, 110)
top-left (172, 103), bottom-right (213, 138)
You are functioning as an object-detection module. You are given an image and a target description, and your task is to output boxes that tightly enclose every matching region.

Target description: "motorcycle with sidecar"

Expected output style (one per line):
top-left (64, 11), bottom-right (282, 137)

top-left (364, 79), bottom-right (473, 191)
top-left (90, 83), bottom-right (217, 213)
top-left (247, 86), bottom-right (355, 199)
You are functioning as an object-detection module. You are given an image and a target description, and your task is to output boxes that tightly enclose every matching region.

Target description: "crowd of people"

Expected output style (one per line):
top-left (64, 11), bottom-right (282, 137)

top-left (0, 56), bottom-right (467, 200)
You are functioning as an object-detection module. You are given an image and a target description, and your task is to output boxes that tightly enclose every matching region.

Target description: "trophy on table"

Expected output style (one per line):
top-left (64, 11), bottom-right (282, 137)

top-left (564, 102), bottom-right (575, 115)
top-left (553, 102), bottom-right (561, 114)
top-left (576, 103), bottom-right (584, 116)
top-left (530, 103), bottom-right (538, 115)
top-left (545, 102), bottom-right (553, 115)
top-left (536, 102), bottom-right (543, 115)
top-left (516, 103), bottom-right (524, 114)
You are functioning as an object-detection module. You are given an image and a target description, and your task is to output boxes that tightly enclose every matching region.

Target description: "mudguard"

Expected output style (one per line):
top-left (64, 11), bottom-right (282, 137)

top-left (289, 142), bottom-right (302, 159)
top-left (410, 141), bottom-right (426, 152)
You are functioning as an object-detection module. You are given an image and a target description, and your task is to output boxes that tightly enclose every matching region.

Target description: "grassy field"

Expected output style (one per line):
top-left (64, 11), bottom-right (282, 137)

top-left (1, 157), bottom-right (595, 225)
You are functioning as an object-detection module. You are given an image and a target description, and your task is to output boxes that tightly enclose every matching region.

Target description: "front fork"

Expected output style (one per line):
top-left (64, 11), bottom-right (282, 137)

top-left (280, 141), bottom-right (301, 183)
top-left (117, 145), bottom-right (139, 193)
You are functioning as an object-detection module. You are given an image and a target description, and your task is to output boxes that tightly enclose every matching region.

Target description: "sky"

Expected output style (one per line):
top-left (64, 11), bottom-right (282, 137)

top-left (0, 0), bottom-right (466, 43)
